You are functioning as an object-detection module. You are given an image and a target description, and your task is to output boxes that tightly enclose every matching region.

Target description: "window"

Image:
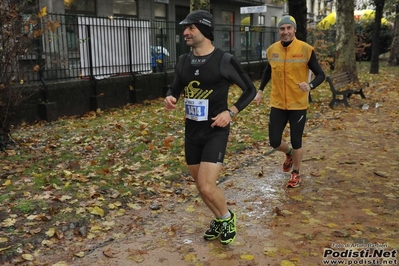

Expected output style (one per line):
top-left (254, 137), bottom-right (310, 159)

top-left (64, 0), bottom-right (95, 14)
top-left (258, 15), bottom-right (265, 25)
top-left (271, 16), bottom-right (277, 27)
top-left (310, 0), bottom-right (315, 14)
top-left (113, 0), bottom-right (137, 16)
top-left (271, 16), bottom-right (277, 43)
top-left (221, 11), bottom-right (234, 48)
top-left (154, 3), bottom-right (167, 19)
top-left (221, 11), bottom-right (234, 25)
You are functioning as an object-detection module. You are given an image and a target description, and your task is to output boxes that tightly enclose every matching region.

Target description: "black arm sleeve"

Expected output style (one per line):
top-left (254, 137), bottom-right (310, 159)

top-left (221, 54), bottom-right (256, 112)
top-left (165, 54), bottom-right (187, 100)
top-left (308, 51), bottom-right (325, 89)
top-left (258, 62), bottom-right (271, 91)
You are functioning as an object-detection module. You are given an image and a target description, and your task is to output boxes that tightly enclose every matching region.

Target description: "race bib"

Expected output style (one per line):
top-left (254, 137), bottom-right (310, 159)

top-left (184, 98), bottom-right (208, 121)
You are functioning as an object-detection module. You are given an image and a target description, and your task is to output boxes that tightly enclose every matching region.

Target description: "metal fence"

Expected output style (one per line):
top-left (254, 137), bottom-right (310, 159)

top-left (13, 13), bottom-right (280, 83)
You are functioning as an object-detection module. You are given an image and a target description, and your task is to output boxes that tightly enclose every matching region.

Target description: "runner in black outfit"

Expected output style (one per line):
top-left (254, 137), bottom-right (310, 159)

top-left (164, 10), bottom-right (256, 245)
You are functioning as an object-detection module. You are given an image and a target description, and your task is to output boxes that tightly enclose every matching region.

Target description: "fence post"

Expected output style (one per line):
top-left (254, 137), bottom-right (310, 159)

top-left (38, 76), bottom-right (58, 122)
top-left (127, 27), bottom-right (142, 103)
top-left (38, 37), bottom-right (58, 122)
top-left (160, 28), bottom-right (170, 97)
top-left (245, 28), bottom-right (254, 79)
top-left (86, 24), bottom-right (104, 110)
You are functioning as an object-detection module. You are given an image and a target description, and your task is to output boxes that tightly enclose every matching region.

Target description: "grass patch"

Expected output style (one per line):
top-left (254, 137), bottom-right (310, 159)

top-left (12, 199), bottom-right (36, 214)
top-left (0, 193), bottom-right (10, 203)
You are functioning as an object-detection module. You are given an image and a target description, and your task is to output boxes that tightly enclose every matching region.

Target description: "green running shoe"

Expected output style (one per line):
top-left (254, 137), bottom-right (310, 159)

top-left (220, 210), bottom-right (236, 245)
top-left (204, 218), bottom-right (222, 240)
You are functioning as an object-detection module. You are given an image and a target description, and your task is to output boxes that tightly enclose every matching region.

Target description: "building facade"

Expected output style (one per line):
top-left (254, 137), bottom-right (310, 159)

top-left (32, 0), bottom-right (284, 82)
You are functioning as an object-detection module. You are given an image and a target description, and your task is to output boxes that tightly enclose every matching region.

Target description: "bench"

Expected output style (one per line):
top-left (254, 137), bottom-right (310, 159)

top-left (326, 72), bottom-right (368, 108)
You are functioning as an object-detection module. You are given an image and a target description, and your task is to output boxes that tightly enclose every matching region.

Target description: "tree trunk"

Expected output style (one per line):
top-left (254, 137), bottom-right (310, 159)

top-left (288, 0), bottom-right (307, 42)
top-left (190, 0), bottom-right (210, 12)
top-left (370, 0), bottom-right (386, 74)
top-left (388, 3), bottom-right (399, 66)
top-left (335, 0), bottom-right (358, 82)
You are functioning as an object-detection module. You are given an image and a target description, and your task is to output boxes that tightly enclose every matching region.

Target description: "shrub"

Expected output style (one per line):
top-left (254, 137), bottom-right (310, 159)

top-left (355, 20), bottom-right (393, 61)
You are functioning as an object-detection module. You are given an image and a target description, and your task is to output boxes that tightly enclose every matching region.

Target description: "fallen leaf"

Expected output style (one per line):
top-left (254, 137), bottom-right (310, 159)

top-left (264, 247), bottom-right (278, 257)
top-left (273, 207), bottom-right (285, 217)
top-left (240, 254), bottom-right (254, 260)
top-left (374, 171), bottom-right (388, 178)
top-left (184, 253), bottom-right (197, 262)
top-left (326, 223), bottom-right (338, 228)
top-left (128, 255), bottom-right (144, 263)
top-left (22, 254), bottom-right (34, 261)
top-left (0, 246), bottom-right (11, 252)
top-left (127, 203), bottom-right (142, 210)
top-left (362, 209), bottom-right (378, 216)
top-left (88, 206), bottom-right (105, 217)
top-left (280, 259), bottom-right (295, 266)
top-left (103, 248), bottom-right (119, 258)
top-left (185, 205), bottom-right (196, 213)
top-left (74, 251), bottom-right (85, 257)
top-left (52, 262), bottom-right (69, 266)
top-left (46, 228), bottom-right (55, 237)
top-left (332, 230), bottom-right (349, 238)
top-left (1, 218), bottom-right (16, 227)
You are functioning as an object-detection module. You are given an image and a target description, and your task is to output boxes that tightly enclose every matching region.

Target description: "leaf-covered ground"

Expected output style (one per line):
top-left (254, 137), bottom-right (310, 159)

top-left (1, 63), bottom-right (398, 265)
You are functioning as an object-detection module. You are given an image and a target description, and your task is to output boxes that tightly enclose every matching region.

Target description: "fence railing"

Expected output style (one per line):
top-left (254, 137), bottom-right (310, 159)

top-left (11, 13), bottom-right (282, 83)
top-left (9, 13), bottom-right (340, 84)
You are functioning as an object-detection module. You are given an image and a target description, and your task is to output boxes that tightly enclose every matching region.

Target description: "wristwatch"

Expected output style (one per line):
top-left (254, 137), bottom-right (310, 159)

top-left (309, 83), bottom-right (314, 90)
top-left (227, 109), bottom-right (235, 117)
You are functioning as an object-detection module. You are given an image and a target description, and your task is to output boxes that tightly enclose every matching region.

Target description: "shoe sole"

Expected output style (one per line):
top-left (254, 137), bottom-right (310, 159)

top-left (221, 235), bottom-right (236, 245)
top-left (204, 234), bottom-right (221, 241)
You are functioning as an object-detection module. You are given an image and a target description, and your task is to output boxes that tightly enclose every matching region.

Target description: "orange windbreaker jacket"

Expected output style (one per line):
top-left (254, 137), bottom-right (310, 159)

top-left (266, 37), bottom-right (313, 110)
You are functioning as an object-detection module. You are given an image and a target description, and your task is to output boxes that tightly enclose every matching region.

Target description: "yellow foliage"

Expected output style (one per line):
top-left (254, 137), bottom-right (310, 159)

top-left (317, 10), bottom-right (390, 30)
top-left (38, 7), bottom-right (47, 18)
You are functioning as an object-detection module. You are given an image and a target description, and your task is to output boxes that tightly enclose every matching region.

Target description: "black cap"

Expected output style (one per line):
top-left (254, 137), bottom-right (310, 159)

top-left (179, 10), bottom-right (213, 29)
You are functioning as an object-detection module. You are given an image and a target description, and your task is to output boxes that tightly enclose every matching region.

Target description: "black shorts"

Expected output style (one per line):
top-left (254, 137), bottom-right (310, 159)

top-left (269, 107), bottom-right (307, 149)
top-left (185, 134), bottom-right (229, 165)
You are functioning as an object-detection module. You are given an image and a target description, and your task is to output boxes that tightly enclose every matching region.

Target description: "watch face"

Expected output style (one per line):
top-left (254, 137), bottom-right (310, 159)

top-left (229, 110), bottom-right (235, 117)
